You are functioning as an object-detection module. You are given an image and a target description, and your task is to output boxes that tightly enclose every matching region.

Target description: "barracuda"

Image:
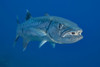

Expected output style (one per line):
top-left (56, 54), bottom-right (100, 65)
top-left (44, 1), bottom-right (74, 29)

top-left (14, 10), bottom-right (83, 51)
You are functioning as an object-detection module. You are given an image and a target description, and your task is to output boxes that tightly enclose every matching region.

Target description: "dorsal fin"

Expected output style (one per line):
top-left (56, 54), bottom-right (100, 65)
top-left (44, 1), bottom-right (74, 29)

top-left (44, 13), bottom-right (50, 16)
top-left (25, 10), bottom-right (32, 20)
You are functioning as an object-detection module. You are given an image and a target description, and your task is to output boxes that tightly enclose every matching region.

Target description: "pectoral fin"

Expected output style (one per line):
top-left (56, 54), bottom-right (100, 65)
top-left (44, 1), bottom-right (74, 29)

top-left (39, 40), bottom-right (47, 48)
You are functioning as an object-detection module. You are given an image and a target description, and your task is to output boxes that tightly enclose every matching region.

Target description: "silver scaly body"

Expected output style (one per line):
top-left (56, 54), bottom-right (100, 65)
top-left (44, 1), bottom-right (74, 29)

top-left (14, 10), bottom-right (83, 51)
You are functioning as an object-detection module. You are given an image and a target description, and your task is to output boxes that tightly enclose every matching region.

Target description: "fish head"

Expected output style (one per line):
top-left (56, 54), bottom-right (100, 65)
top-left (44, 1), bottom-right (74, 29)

top-left (48, 18), bottom-right (83, 44)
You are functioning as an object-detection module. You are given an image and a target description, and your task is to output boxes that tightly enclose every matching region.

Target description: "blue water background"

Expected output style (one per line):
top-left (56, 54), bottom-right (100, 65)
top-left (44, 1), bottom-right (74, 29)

top-left (0, 0), bottom-right (100, 67)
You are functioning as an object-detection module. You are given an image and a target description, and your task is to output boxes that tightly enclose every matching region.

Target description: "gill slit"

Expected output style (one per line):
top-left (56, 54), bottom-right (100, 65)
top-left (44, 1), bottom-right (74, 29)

top-left (46, 20), bottom-right (58, 43)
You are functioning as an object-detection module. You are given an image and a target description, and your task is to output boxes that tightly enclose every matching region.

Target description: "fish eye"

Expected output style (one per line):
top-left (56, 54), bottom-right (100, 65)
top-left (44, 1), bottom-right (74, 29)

top-left (72, 32), bottom-right (75, 34)
top-left (59, 23), bottom-right (63, 29)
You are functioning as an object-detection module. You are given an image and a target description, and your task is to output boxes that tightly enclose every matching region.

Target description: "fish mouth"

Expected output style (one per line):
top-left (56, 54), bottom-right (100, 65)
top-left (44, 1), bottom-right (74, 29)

top-left (61, 30), bottom-right (83, 38)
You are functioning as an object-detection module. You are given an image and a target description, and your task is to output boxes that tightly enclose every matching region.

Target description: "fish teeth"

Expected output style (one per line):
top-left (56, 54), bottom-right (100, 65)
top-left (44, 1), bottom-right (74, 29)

top-left (62, 32), bottom-right (71, 37)
top-left (62, 33), bottom-right (67, 37)
top-left (62, 30), bottom-right (83, 37)
top-left (78, 30), bottom-right (82, 35)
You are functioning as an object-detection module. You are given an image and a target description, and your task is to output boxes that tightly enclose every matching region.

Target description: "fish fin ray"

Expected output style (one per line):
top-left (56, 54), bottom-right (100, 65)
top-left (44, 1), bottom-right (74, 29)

top-left (25, 9), bottom-right (32, 20)
top-left (13, 35), bottom-right (20, 47)
top-left (39, 40), bottom-right (47, 48)
top-left (23, 38), bottom-right (30, 51)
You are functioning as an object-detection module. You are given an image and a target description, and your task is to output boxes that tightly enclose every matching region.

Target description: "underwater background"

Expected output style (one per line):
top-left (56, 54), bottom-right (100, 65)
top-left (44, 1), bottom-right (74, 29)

top-left (0, 0), bottom-right (100, 67)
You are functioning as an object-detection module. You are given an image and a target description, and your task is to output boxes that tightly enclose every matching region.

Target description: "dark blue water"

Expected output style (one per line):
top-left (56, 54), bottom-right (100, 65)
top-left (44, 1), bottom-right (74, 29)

top-left (0, 0), bottom-right (100, 67)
